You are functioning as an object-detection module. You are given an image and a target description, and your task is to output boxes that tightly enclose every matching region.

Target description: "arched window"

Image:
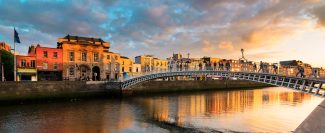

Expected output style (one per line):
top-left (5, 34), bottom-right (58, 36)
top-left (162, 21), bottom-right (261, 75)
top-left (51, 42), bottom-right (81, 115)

top-left (69, 67), bottom-right (74, 76)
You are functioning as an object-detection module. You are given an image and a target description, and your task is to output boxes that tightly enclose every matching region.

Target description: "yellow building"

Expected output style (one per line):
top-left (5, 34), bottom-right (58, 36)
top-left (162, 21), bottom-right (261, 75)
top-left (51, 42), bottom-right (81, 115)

top-left (132, 63), bottom-right (141, 76)
top-left (103, 51), bottom-right (121, 80)
top-left (135, 55), bottom-right (168, 72)
top-left (153, 58), bottom-right (168, 71)
top-left (135, 55), bottom-right (154, 72)
top-left (120, 56), bottom-right (133, 76)
top-left (57, 35), bottom-right (110, 81)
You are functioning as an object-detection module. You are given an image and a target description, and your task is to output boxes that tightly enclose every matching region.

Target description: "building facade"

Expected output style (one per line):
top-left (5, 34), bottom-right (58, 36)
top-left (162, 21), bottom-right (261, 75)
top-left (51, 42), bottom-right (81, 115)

top-left (132, 63), bottom-right (141, 76)
top-left (120, 56), bottom-right (133, 79)
top-left (168, 53), bottom-right (206, 71)
top-left (28, 45), bottom-right (63, 81)
top-left (135, 55), bottom-right (168, 72)
top-left (57, 35), bottom-right (110, 81)
top-left (135, 55), bottom-right (154, 72)
top-left (16, 55), bottom-right (37, 81)
top-left (103, 51), bottom-right (121, 80)
top-left (0, 42), bottom-right (11, 51)
top-left (153, 58), bottom-right (168, 71)
top-left (201, 57), bottom-right (221, 70)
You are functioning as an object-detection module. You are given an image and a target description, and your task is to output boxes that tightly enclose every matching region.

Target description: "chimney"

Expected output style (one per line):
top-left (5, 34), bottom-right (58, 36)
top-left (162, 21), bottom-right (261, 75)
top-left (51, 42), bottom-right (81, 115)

top-left (67, 34), bottom-right (70, 42)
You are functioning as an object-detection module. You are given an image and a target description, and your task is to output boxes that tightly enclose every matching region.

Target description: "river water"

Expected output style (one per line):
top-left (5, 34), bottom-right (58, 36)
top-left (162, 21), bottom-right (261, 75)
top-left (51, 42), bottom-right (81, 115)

top-left (0, 87), bottom-right (322, 133)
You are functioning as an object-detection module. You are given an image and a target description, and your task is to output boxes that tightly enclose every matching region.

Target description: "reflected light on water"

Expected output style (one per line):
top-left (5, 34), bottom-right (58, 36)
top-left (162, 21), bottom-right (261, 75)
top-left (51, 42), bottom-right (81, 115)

top-left (137, 87), bottom-right (322, 132)
top-left (0, 87), bottom-right (322, 132)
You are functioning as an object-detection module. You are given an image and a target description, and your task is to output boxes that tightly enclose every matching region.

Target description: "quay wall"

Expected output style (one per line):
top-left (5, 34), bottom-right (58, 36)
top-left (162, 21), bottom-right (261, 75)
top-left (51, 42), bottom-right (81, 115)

top-left (127, 80), bottom-right (273, 95)
top-left (0, 80), bottom-right (272, 102)
top-left (295, 99), bottom-right (325, 133)
top-left (0, 81), bottom-right (119, 102)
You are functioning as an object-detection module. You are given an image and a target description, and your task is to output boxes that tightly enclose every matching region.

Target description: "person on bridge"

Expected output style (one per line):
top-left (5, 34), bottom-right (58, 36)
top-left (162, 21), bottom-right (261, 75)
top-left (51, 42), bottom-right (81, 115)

top-left (226, 61), bottom-right (231, 71)
top-left (253, 63), bottom-right (257, 72)
top-left (273, 64), bottom-right (278, 74)
top-left (311, 69), bottom-right (318, 78)
top-left (258, 61), bottom-right (264, 73)
top-left (296, 65), bottom-right (305, 78)
top-left (219, 62), bottom-right (224, 70)
top-left (213, 62), bottom-right (217, 70)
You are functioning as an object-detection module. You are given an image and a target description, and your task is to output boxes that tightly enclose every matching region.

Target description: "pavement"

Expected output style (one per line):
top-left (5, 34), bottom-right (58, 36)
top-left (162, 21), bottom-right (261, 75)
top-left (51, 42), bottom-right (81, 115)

top-left (295, 99), bottom-right (325, 133)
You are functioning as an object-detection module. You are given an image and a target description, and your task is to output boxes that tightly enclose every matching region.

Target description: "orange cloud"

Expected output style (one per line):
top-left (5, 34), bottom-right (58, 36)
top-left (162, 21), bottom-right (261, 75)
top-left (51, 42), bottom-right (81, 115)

top-left (218, 41), bottom-right (234, 51)
top-left (202, 40), bottom-right (217, 54)
top-left (242, 26), bottom-right (293, 48)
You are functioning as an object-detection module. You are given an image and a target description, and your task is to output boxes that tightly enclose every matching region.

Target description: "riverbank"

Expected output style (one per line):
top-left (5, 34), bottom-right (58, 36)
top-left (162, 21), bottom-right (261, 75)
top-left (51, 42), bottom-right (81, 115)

top-left (295, 98), bottom-right (325, 133)
top-left (0, 81), bottom-right (120, 103)
top-left (0, 80), bottom-right (273, 103)
top-left (127, 80), bottom-right (273, 96)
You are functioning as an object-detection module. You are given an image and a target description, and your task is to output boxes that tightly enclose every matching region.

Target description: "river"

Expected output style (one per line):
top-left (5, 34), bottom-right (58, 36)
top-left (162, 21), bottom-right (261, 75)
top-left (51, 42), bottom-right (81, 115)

top-left (0, 87), bottom-right (322, 133)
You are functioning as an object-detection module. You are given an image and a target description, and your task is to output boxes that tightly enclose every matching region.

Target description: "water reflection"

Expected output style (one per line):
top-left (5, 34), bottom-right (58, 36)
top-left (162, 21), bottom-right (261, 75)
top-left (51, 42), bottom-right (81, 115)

top-left (0, 87), bottom-right (322, 132)
top-left (135, 87), bottom-right (322, 132)
top-left (0, 101), bottom-right (168, 133)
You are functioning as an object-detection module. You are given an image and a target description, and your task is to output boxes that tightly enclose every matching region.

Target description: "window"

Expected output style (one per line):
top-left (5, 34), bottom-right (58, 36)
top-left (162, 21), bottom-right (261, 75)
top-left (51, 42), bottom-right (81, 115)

top-left (53, 63), bottom-right (58, 70)
top-left (69, 67), bottom-right (74, 75)
top-left (122, 67), bottom-right (124, 72)
top-left (21, 59), bottom-right (26, 67)
top-left (69, 52), bottom-right (74, 61)
top-left (31, 60), bottom-right (36, 68)
top-left (94, 53), bottom-right (99, 62)
top-left (115, 56), bottom-right (118, 60)
top-left (82, 52), bottom-right (87, 62)
top-left (136, 68), bottom-right (138, 72)
top-left (53, 52), bottom-right (58, 58)
top-left (43, 62), bottom-right (48, 70)
top-left (43, 51), bottom-right (48, 58)
top-left (129, 67), bottom-right (132, 72)
top-left (107, 55), bottom-right (110, 60)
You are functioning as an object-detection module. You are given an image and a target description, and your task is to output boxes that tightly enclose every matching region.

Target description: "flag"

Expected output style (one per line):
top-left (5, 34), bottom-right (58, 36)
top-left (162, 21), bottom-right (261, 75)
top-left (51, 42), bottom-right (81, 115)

top-left (14, 28), bottom-right (21, 43)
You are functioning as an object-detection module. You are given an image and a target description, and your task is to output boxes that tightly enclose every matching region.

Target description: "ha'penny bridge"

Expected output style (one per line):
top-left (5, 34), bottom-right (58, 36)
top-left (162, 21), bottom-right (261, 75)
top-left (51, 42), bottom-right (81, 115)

top-left (94, 69), bottom-right (325, 97)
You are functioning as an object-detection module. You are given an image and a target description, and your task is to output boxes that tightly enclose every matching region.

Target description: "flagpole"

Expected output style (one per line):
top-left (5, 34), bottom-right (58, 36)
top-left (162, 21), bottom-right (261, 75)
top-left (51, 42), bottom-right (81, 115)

top-left (13, 28), bottom-right (16, 82)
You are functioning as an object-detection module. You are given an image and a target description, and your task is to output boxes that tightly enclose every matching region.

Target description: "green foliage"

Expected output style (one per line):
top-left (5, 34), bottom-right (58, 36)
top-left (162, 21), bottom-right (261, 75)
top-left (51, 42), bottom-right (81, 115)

top-left (0, 50), bottom-right (14, 81)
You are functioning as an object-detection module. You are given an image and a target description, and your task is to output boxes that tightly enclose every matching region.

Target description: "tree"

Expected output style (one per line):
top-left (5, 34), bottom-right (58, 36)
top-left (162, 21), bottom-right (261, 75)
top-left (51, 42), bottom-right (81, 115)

top-left (0, 49), bottom-right (14, 81)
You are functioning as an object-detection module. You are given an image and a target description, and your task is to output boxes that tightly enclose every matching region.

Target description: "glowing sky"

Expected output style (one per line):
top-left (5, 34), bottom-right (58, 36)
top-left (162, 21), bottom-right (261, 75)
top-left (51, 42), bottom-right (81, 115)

top-left (0, 0), bottom-right (325, 67)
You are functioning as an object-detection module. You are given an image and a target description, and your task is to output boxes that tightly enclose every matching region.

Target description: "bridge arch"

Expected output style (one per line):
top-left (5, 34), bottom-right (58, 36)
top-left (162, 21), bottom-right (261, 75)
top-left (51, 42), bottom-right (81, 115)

top-left (120, 71), bottom-right (325, 97)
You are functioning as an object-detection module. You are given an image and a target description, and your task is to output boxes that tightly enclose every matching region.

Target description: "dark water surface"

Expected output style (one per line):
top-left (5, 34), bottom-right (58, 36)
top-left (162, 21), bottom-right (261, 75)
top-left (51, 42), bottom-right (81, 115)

top-left (0, 87), bottom-right (322, 133)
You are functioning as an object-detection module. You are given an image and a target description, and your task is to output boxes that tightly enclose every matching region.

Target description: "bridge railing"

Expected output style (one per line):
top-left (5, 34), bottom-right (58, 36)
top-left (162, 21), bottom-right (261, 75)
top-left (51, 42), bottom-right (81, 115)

top-left (121, 67), bottom-right (285, 82)
top-left (122, 66), bottom-right (325, 82)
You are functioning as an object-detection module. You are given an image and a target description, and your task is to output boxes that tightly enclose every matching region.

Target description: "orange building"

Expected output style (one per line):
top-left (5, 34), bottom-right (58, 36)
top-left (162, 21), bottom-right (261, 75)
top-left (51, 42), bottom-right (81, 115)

top-left (0, 42), bottom-right (11, 51)
top-left (28, 44), bottom-right (63, 81)
top-left (57, 35), bottom-right (111, 81)
top-left (16, 55), bottom-right (37, 81)
top-left (103, 51), bottom-right (121, 80)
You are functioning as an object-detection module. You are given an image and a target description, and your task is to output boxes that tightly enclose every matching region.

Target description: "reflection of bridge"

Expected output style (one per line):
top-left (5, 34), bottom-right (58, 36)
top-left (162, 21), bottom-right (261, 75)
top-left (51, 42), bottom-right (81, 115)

top-left (118, 70), bottom-right (325, 97)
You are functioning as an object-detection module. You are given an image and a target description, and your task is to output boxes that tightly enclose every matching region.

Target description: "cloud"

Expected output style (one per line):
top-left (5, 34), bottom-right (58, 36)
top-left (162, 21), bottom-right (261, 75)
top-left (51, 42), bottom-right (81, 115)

top-left (0, 0), bottom-right (324, 66)
top-left (202, 40), bottom-right (217, 54)
top-left (311, 4), bottom-right (325, 27)
top-left (218, 41), bottom-right (234, 51)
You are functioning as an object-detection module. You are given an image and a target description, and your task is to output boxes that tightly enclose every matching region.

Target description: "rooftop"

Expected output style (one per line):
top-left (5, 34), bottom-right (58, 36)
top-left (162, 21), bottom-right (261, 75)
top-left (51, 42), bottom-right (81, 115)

top-left (63, 35), bottom-right (105, 43)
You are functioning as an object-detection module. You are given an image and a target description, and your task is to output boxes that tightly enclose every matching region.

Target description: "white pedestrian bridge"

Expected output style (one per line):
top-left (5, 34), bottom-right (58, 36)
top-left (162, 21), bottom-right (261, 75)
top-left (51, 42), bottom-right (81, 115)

top-left (118, 70), bottom-right (325, 97)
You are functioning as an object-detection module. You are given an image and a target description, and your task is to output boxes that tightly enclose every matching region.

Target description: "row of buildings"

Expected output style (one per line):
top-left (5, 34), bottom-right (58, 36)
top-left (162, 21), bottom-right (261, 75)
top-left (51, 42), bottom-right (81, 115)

top-left (1, 35), bottom-right (325, 81)
top-left (1, 35), bottom-right (168, 81)
top-left (167, 53), bottom-right (325, 78)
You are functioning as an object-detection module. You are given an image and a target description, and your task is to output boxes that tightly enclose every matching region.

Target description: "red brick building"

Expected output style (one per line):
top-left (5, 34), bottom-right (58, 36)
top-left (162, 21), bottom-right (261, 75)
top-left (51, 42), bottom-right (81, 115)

top-left (0, 42), bottom-right (11, 51)
top-left (28, 44), bottom-right (63, 81)
top-left (16, 55), bottom-right (37, 81)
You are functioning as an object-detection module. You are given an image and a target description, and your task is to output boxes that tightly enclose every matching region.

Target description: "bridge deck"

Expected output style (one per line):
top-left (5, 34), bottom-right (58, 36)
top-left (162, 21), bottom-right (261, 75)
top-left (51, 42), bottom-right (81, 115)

top-left (119, 70), bottom-right (325, 97)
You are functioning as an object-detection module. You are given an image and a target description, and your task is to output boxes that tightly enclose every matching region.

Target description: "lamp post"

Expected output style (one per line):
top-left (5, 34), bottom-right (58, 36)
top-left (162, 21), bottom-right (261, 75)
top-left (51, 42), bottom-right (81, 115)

top-left (1, 63), bottom-right (4, 82)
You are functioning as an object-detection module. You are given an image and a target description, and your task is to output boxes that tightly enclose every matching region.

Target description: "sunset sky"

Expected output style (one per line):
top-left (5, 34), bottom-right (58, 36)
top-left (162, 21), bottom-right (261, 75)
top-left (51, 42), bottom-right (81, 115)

top-left (0, 0), bottom-right (325, 67)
